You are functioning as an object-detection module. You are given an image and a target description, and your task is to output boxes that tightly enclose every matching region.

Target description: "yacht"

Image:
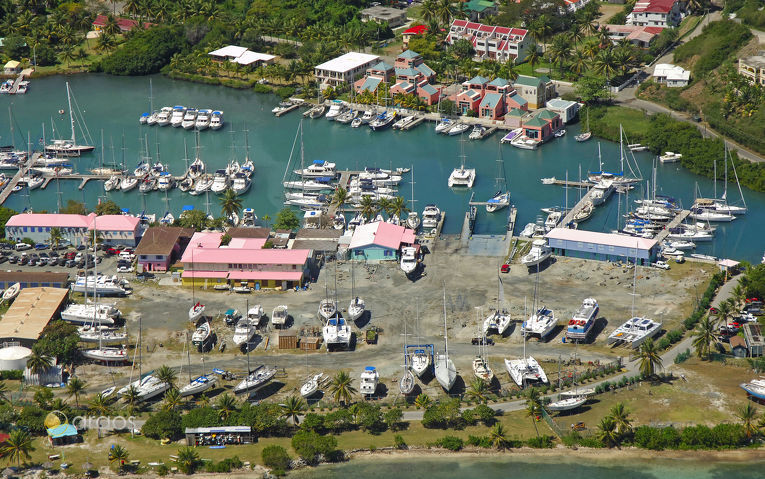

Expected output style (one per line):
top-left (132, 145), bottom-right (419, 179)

top-left (333, 213), bottom-right (346, 230)
top-left (179, 375), bottom-right (217, 397)
top-left (406, 211), bottom-right (420, 230)
top-left (271, 305), bottom-right (288, 328)
top-left (434, 351), bottom-right (457, 391)
top-left (241, 208), bottom-right (257, 227)
top-left (210, 169), bottom-right (230, 193)
top-left (156, 107), bottom-right (173, 126)
top-left (120, 176), bottom-right (138, 191)
top-left (400, 246), bottom-right (418, 275)
top-left (232, 317), bottom-right (257, 347)
top-left (234, 365), bottom-right (277, 395)
top-left (434, 118), bottom-right (452, 134)
top-left (191, 174), bottom-right (213, 195)
top-left (504, 356), bottom-right (548, 387)
top-left (348, 297), bottom-right (365, 322)
top-left (187, 157), bottom-right (205, 178)
top-left (191, 321), bottom-right (212, 347)
top-left (336, 109), bottom-right (359, 124)
top-left (566, 298), bottom-right (599, 341)
top-left (359, 366), bottom-right (379, 396)
top-left (469, 125), bottom-right (486, 140)
top-left (709, 200), bottom-right (747, 215)
top-left (359, 109), bottom-right (375, 124)
top-left (77, 325), bottom-right (127, 343)
top-left (667, 222), bottom-right (715, 242)
top-left (182, 109), bottom-right (198, 129)
top-left (81, 346), bottom-right (129, 364)
top-left (422, 204), bottom-right (441, 229)
top-left (521, 239), bottom-right (552, 267)
top-left (740, 379), bottom-right (765, 401)
top-left (522, 306), bottom-right (557, 339)
top-left (195, 109), bottom-right (212, 130)
top-left (322, 316), bottom-right (351, 350)
top-left (472, 356), bottom-right (494, 383)
top-left (483, 309), bottom-right (511, 336)
top-left (659, 151), bottom-right (682, 163)
top-left (590, 179), bottom-right (614, 205)
top-left (607, 317), bottom-right (662, 348)
top-left (170, 106), bottom-right (186, 127)
top-left (325, 102), bottom-right (347, 120)
top-left (61, 302), bottom-right (120, 326)
top-left (369, 111), bottom-right (397, 131)
top-left (301, 373), bottom-right (324, 398)
top-left (231, 173), bottom-right (251, 194)
top-left (209, 111), bottom-right (224, 130)
top-left (347, 213), bottom-right (365, 231)
top-left (411, 349), bottom-right (430, 377)
top-left (157, 172), bottom-right (174, 191)
top-left (104, 175), bottom-right (121, 192)
top-left (486, 191), bottom-right (510, 213)
top-left (318, 298), bottom-right (337, 321)
top-left (71, 275), bottom-right (128, 296)
top-left (689, 207), bottom-right (735, 222)
top-left (544, 210), bottom-right (562, 231)
top-left (283, 177), bottom-right (335, 191)
top-left (448, 165), bottom-right (476, 188)
top-left (295, 159), bottom-right (337, 178)
top-left (447, 122), bottom-right (470, 136)
top-left (139, 177), bottom-right (157, 193)
top-left (188, 302), bottom-right (205, 322)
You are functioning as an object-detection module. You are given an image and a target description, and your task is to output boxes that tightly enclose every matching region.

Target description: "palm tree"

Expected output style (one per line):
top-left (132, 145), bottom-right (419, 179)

top-left (155, 365), bottom-right (177, 390)
top-left (715, 299), bottom-right (734, 327)
top-left (281, 396), bottom-right (306, 425)
top-left (175, 446), bottom-right (200, 474)
top-left (96, 32), bottom-right (116, 54)
top-left (390, 197), bottom-right (409, 223)
top-left (738, 402), bottom-right (759, 440)
top-left (525, 45), bottom-right (541, 73)
top-left (529, 16), bottom-right (552, 52)
top-left (88, 393), bottom-right (113, 416)
top-left (638, 338), bottom-right (663, 379)
top-left (163, 388), bottom-right (183, 412)
top-left (488, 423), bottom-right (509, 449)
top-left (49, 227), bottom-right (62, 250)
top-left (525, 388), bottom-right (542, 438)
top-left (435, 0), bottom-right (456, 27)
top-left (609, 402), bottom-right (632, 436)
top-left (692, 315), bottom-right (716, 360)
top-left (220, 188), bottom-right (242, 220)
top-left (547, 37), bottom-right (571, 77)
top-left (196, 393), bottom-right (211, 408)
top-left (122, 385), bottom-right (140, 414)
top-left (0, 382), bottom-right (9, 404)
top-left (568, 24), bottom-right (585, 47)
top-left (359, 195), bottom-right (376, 221)
top-left (597, 416), bottom-right (619, 448)
top-left (569, 50), bottom-right (589, 76)
top-left (0, 430), bottom-right (34, 468)
top-left (593, 49), bottom-right (617, 84)
top-left (414, 393), bottom-right (432, 409)
top-left (329, 371), bottom-right (357, 406)
top-left (331, 186), bottom-right (348, 210)
top-left (108, 444), bottom-right (129, 472)
top-left (467, 378), bottom-right (489, 403)
top-left (26, 351), bottom-right (52, 375)
top-left (60, 44), bottom-right (76, 68)
top-left (376, 197), bottom-right (392, 218)
top-left (421, 0), bottom-right (438, 26)
top-left (216, 393), bottom-right (237, 421)
top-left (66, 376), bottom-right (86, 408)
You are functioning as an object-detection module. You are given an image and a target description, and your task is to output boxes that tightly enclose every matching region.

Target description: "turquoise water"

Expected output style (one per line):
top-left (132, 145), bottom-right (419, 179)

top-left (291, 455), bottom-right (765, 479)
top-left (1, 74), bottom-right (763, 262)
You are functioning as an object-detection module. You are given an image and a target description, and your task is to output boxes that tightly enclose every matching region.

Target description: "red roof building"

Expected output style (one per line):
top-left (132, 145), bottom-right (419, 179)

top-left (605, 24), bottom-right (664, 48)
top-left (92, 14), bottom-right (153, 33)
top-left (628, 0), bottom-right (686, 28)
top-left (446, 20), bottom-right (532, 64)
top-left (402, 25), bottom-right (428, 48)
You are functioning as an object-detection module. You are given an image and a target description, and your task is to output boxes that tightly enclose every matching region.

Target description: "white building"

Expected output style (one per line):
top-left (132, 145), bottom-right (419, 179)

top-left (208, 45), bottom-right (275, 68)
top-left (653, 63), bottom-right (690, 87)
top-left (545, 98), bottom-right (581, 124)
top-left (627, 0), bottom-right (685, 28)
top-left (446, 20), bottom-right (532, 64)
top-left (314, 52), bottom-right (380, 88)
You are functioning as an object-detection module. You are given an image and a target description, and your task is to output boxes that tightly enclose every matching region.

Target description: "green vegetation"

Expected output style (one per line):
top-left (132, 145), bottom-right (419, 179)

top-left (32, 321), bottom-right (80, 365)
top-left (142, 410), bottom-right (183, 440)
top-left (0, 207), bottom-right (17, 239)
top-left (674, 21), bottom-right (751, 79)
top-left (98, 25), bottom-right (187, 75)
top-left (272, 207), bottom-right (300, 231)
top-left (261, 445), bottom-right (290, 475)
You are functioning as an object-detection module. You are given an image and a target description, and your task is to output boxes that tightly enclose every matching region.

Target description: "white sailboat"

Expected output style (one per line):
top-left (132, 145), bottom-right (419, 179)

top-left (300, 373), bottom-right (324, 398)
top-left (234, 364), bottom-right (277, 395)
top-left (434, 285), bottom-right (457, 391)
top-left (447, 137), bottom-right (475, 188)
top-left (45, 82), bottom-right (95, 156)
top-left (410, 299), bottom-right (430, 378)
top-left (347, 261), bottom-right (365, 321)
top-left (179, 335), bottom-right (217, 397)
top-left (483, 275), bottom-right (511, 336)
top-left (473, 312), bottom-right (494, 383)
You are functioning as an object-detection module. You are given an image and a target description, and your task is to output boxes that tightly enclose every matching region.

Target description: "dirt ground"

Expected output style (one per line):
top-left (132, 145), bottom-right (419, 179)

top-left (72, 249), bottom-right (714, 402)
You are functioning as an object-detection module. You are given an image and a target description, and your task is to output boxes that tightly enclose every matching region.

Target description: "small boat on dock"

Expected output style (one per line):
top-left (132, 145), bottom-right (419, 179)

top-left (209, 111), bottom-right (224, 130)
top-left (447, 122), bottom-right (469, 136)
top-left (369, 111), bottom-right (397, 131)
top-left (469, 125), bottom-right (486, 140)
top-left (434, 118), bottom-right (452, 134)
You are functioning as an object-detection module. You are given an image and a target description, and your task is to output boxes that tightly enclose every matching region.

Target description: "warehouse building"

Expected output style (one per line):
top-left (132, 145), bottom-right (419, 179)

top-left (545, 228), bottom-right (659, 265)
top-left (0, 287), bottom-right (69, 347)
top-left (0, 272), bottom-right (69, 290)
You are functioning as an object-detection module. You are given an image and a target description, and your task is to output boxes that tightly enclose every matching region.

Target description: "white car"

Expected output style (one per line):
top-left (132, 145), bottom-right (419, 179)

top-left (652, 261), bottom-right (670, 270)
top-left (117, 265), bottom-right (134, 273)
top-left (14, 243), bottom-right (31, 251)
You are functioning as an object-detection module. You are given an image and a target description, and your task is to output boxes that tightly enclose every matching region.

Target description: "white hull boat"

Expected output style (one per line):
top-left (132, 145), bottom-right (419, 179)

top-left (189, 302), bottom-right (205, 321)
top-left (607, 317), bottom-right (662, 348)
top-left (521, 239), bottom-right (552, 267)
top-left (272, 305), bottom-right (288, 327)
top-left (411, 350), bottom-right (430, 377)
top-left (504, 357), bottom-right (548, 387)
top-left (348, 297), bottom-right (365, 321)
top-left (359, 366), bottom-right (379, 396)
top-left (179, 375), bottom-right (217, 397)
top-left (234, 365), bottom-right (277, 395)
top-left (62, 303), bottom-right (120, 326)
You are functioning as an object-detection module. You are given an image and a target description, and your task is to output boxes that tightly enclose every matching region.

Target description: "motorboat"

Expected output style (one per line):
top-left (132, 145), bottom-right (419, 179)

top-left (575, 131), bottom-right (592, 142)
top-left (359, 366), bottom-right (379, 396)
top-left (483, 309), bottom-right (511, 336)
top-left (170, 106), bottom-right (186, 127)
top-left (104, 175), bottom-right (121, 192)
top-left (434, 118), bottom-right (452, 134)
top-left (283, 177), bottom-right (335, 191)
top-left (662, 240), bottom-right (695, 251)
top-left (554, 129), bottom-right (566, 138)
top-left (272, 101), bottom-right (293, 115)
top-left (351, 117), bottom-right (363, 128)
top-left (179, 375), bottom-right (217, 397)
top-left (71, 275), bottom-right (128, 296)
top-left (322, 316), bottom-right (351, 349)
top-left (336, 109), bottom-right (359, 124)
top-left (77, 326), bottom-right (127, 343)
top-left (547, 396), bottom-right (587, 411)
top-left (360, 109), bottom-right (376, 124)
top-left (348, 297), bottom-right (365, 322)
top-left (81, 346), bottom-right (129, 364)
top-left (325, 102), bottom-right (347, 120)
top-left (233, 364), bottom-right (278, 395)
top-left (659, 151), bottom-right (682, 163)
top-left (447, 122), bottom-right (469, 136)
top-left (504, 357), bottom-right (548, 387)
top-left (566, 298), bottom-right (598, 341)
top-left (191, 321), bottom-right (212, 347)
top-left (188, 302), bottom-right (205, 321)
top-left (139, 112), bottom-right (150, 124)
top-left (181, 108), bottom-right (198, 129)
top-left (411, 349), bottom-right (430, 377)
top-left (469, 125), bottom-right (486, 140)
top-left (195, 109), bottom-right (212, 130)
top-left (393, 115), bottom-right (415, 129)
top-left (333, 213), bottom-right (346, 230)
top-left (232, 317), bottom-right (257, 346)
top-left (448, 165), bottom-right (476, 188)
top-left (521, 239), bottom-right (552, 267)
top-left (400, 246), bottom-right (418, 275)
top-left (209, 111), bottom-right (224, 130)
top-left (590, 179), bottom-right (614, 205)
top-left (486, 191), bottom-right (510, 213)
top-left (501, 128), bottom-right (523, 144)
top-left (607, 317), bottom-right (662, 348)
top-left (522, 306), bottom-right (557, 339)
top-left (406, 211), bottom-right (420, 230)
top-left (510, 135), bottom-right (539, 150)
top-left (271, 305), bottom-right (288, 328)
top-left (240, 208), bottom-right (257, 227)
top-left (178, 177), bottom-right (193, 192)
top-left (369, 111), bottom-right (397, 131)
top-left (156, 107), bottom-right (173, 126)
top-left (157, 173), bottom-right (174, 191)
top-left (422, 204), bottom-right (441, 229)
top-left (301, 373), bottom-right (324, 398)
top-left (472, 356), bottom-right (494, 383)
top-left (210, 169), bottom-right (230, 193)
top-left (191, 174), bottom-right (213, 195)
top-left (544, 210), bottom-right (562, 231)
top-left (318, 298), bottom-right (337, 321)
top-left (61, 302), bottom-right (120, 326)
top-left (120, 176), bottom-right (138, 191)
top-left (295, 159), bottom-right (337, 178)
top-left (231, 173), bottom-right (251, 194)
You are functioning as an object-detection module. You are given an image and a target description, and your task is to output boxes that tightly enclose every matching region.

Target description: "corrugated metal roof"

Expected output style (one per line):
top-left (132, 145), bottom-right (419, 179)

top-left (545, 228), bottom-right (657, 250)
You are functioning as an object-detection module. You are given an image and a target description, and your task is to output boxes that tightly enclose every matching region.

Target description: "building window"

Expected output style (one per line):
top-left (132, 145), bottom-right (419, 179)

top-left (354, 250), bottom-right (364, 256)
top-left (384, 250), bottom-right (393, 257)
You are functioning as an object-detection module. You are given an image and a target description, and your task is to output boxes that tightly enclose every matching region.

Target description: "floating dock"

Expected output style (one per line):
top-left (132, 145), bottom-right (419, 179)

top-left (274, 103), bottom-right (300, 117)
top-left (654, 210), bottom-right (691, 243)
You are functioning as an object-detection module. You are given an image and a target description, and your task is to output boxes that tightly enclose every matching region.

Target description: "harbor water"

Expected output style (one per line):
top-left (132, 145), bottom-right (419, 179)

top-left (2, 74), bottom-right (763, 263)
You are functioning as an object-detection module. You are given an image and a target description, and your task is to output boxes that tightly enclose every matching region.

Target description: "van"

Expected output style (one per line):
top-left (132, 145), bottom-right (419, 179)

top-left (119, 251), bottom-right (134, 261)
top-left (15, 243), bottom-right (31, 251)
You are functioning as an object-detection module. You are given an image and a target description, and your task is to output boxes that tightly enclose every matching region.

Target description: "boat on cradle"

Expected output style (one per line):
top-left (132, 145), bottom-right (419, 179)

top-left (71, 275), bottom-right (129, 296)
top-left (301, 373), bottom-right (325, 397)
top-left (325, 102), bottom-right (347, 120)
top-left (590, 179), bottom-right (615, 206)
top-left (607, 317), bottom-right (662, 348)
top-left (232, 317), bottom-right (257, 347)
top-left (554, 129), bottom-right (566, 138)
top-left (135, 375), bottom-right (171, 401)
top-left (504, 356), bottom-right (548, 387)
top-left (45, 82), bottom-right (95, 156)
top-left (62, 302), bottom-right (120, 326)
top-left (77, 325), bottom-right (126, 343)
top-left (435, 287), bottom-right (457, 391)
top-left (422, 204), bottom-right (441, 230)
top-left (469, 125), bottom-right (486, 140)
top-left (472, 356), bottom-right (494, 383)
top-left (209, 111), bottom-right (224, 130)
top-left (566, 298), bottom-right (598, 341)
top-left (547, 395), bottom-right (588, 411)
top-left (271, 305), bottom-right (288, 328)
top-left (232, 283), bottom-right (251, 293)
top-left (522, 306), bottom-right (557, 339)
top-left (484, 274), bottom-right (511, 335)
top-left (434, 118), bottom-right (452, 134)
top-left (170, 106), bottom-right (186, 127)
top-left (447, 122), bottom-right (470, 136)
top-left (400, 246), bottom-right (418, 275)
top-left (406, 211), bottom-right (420, 230)
top-left (234, 365), bottom-right (277, 395)
top-left (210, 169), bottom-right (230, 193)
top-left (81, 345), bottom-right (129, 363)
top-left (182, 108), bottom-right (198, 129)
top-left (411, 349), bottom-right (430, 377)
top-left (659, 151), bottom-right (682, 163)
top-left (156, 107), bottom-right (173, 126)
top-left (369, 111), bottom-right (397, 130)
top-left (180, 375), bottom-right (217, 397)
top-left (348, 294), bottom-right (365, 321)
top-left (573, 201), bottom-right (594, 222)
top-left (521, 239), bottom-right (552, 267)
top-left (295, 159), bottom-right (337, 178)
top-left (191, 321), bottom-right (212, 347)
top-left (318, 298), bottom-right (337, 321)
top-left (195, 109), bottom-right (212, 130)
top-left (359, 366), bottom-right (379, 396)
top-left (323, 316), bottom-right (351, 349)
top-left (400, 369), bottom-right (415, 395)
top-left (189, 302), bottom-right (205, 321)
top-left (740, 379), bottom-right (765, 400)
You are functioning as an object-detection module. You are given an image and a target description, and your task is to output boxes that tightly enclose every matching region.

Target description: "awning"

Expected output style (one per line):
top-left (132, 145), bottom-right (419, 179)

top-left (47, 424), bottom-right (78, 439)
top-left (228, 271), bottom-right (303, 281)
top-left (181, 270), bottom-right (228, 279)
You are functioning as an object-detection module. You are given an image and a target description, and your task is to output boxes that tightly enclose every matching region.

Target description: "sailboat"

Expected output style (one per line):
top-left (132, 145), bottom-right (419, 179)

top-left (483, 275), bottom-right (512, 336)
top-left (188, 248), bottom-right (205, 321)
top-left (521, 262), bottom-right (557, 340)
top-left (179, 334), bottom-right (217, 397)
top-left (301, 373), bottom-right (325, 398)
top-left (399, 318), bottom-right (415, 395)
top-left (434, 285), bottom-right (457, 391)
top-left (548, 342), bottom-right (589, 411)
top-left (447, 137), bottom-right (475, 188)
top-left (486, 144), bottom-right (510, 212)
top-left (588, 127), bottom-right (642, 185)
top-left (694, 145), bottom-right (747, 216)
top-left (575, 107), bottom-right (591, 142)
top-left (347, 260), bottom-right (365, 321)
top-left (472, 312), bottom-right (494, 383)
top-left (46, 82), bottom-right (95, 156)
top-left (410, 299), bottom-right (430, 378)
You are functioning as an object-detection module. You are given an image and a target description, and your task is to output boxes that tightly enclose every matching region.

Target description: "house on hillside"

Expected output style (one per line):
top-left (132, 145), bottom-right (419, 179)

top-left (738, 51), bottom-right (765, 86)
top-left (402, 25), bottom-right (428, 48)
top-left (605, 24), bottom-right (664, 48)
top-left (92, 14), bottom-right (153, 33)
top-left (463, 0), bottom-right (499, 20)
top-left (627, 0), bottom-right (686, 28)
top-left (652, 63), bottom-right (690, 87)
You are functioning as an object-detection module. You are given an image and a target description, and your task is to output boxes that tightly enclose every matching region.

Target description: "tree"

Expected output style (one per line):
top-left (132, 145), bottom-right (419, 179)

top-left (216, 394), bottom-right (238, 422)
top-left (738, 403), bottom-right (758, 440)
top-left (88, 393), bottom-right (113, 417)
top-left (638, 338), bottom-right (663, 379)
top-left (329, 371), bottom-right (357, 406)
top-left (273, 207), bottom-right (300, 230)
top-left (49, 227), bottom-right (62, 250)
top-left (60, 43), bottom-right (76, 68)
top-left (122, 385), bottom-right (140, 415)
top-left (178, 209), bottom-right (208, 231)
top-left (261, 445), bottom-right (290, 473)
top-left (331, 186), bottom-right (348, 210)
top-left (0, 430), bottom-right (34, 468)
top-left (291, 430), bottom-right (337, 463)
top-left (414, 393), bottom-right (432, 409)
top-left (525, 44), bottom-right (541, 72)
top-left (0, 382), bottom-right (9, 404)
top-left (156, 365), bottom-right (177, 390)
top-left (597, 416), bottom-right (620, 448)
top-left (175, 446), bottom-right (200, 474)
top-left (449, 38), bottom-right (474, 60)
top-left (383, 408), bottom-right (403, 431)
top-left (575, 73), bottom-right (610, 104)
top-left (488, 423), bottom-right (510, 450)
top-left (593, 49), bottom-right (617, 83)
top-left (220, 188), bottom-right (242, 221)
top-left (26, 351), bottom-right (52, 376)
top-left (525, 388), bottom-right (542, 438)
top-left (142, 410), bottom-right (182, 439)
top-left (467, 378), bottom-right (489, 403)
top-left (281, 396), bottom-right (306, 425)
top-left (95, 200), bottom-right (121, 215)
top-left (609, 402), bottom-right (632, 436)
top-left (108, 444), bottom-right (129, 472)
top-left (0, 207), bottom-right (17, 238)
top-left (60, 199), bottom-right (87, 215)
top-left (692, 315), bottom-right (716, 360)
top-left (389, 196), bottom-right (409, 222)
top-left (163, 388), bottom-right (183, 412)
top-left (359, 196), bottom-right (376, 221)
top-left (66, 377), bottom-right (86, 408)
top-left (34, 321), bottom-right (79, 365)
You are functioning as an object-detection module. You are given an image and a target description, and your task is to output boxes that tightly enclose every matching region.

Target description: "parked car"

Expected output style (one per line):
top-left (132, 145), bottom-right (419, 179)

top-left (652, 261), bottom-right (670, 270)
top-left (8, 255), bottom-right (18, 264)
top-left (117, 265), bottom-right (134, 273)
top-left (65, 251), bottom-right (76, 260)
top-left (0, 256), bottom-right (8, 264)
top-left (57, 257), bottom-right (67, 266)
top-left (15, 243), bottom-right (31, 251)
top-left (76, 244), bottom-right (86, 251)
top-left (74, 252), bottom-right (83, 262)
top-left (0, 243), bottom-right (11, 250)
top-left (65, 259), bottom-right (75, 268)
top-left (34, 243), bottom-right (49, 250)
top-left (500, 264), bottom-right (510, 274)
top-left (119, 251), bottom-right (135, 261)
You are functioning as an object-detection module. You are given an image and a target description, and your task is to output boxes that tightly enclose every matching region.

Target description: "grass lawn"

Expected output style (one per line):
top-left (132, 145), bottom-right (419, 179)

top-left (590, 106), bottom-right (653, 143)
top-left (677, 15), bottom-right (704, 39)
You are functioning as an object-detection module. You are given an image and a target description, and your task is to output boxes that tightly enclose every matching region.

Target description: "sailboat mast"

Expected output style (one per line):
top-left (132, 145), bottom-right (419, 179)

top-left (442, 284), bottom-right (449, 361)
top-left (66, 82), bottom-right (76, 145)
top-left (186, 331), bottom-right (192, 384)
top-left (723, 145), bottom-right (728, 200)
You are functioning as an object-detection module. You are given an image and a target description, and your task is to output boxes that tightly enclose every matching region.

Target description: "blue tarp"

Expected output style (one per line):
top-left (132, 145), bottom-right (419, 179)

top-left (47, 424), bottom-right (78, 439)
top-left (182, 205), bottom-right (195, 211)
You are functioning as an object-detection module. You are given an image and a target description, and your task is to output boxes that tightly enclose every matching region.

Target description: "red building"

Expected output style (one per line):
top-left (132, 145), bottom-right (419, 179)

top-left (402, 25), bottom-right (428, 48)
top-left (92, 14), bottom-right (153, 33)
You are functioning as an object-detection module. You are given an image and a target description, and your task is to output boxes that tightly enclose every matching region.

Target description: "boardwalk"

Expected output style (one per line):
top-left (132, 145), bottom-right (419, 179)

top-left (654, 209), bottom-right (690, 243)
top-left (39, 174), bottom-right (111, 191)
top-left (559, 187), bottom-right (596, 226)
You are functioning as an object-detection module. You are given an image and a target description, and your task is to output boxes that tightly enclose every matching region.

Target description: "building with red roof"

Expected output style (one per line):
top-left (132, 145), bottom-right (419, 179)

top-left (446, 20), bottom-right (532, 64)
top-left (605, 24), bottom-right (664, 48)
top-left (402, 25), bottom-right (428, 48)
top-left (92, 14), bottom-right (152, 33)
top-left (627, 0), bottom-right (686, 28)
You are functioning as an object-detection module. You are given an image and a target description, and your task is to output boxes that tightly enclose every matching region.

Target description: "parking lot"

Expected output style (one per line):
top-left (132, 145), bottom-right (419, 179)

top-left (0, 242), bottom-right (135, 276)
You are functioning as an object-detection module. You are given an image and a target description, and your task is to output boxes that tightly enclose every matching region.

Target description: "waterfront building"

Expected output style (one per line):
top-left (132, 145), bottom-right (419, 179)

top-left (315, 52), bottom-right (380, 88)
top-left (208, 45), bottom-right (275, 69)
top-left (185, 426), bottom-right (255, 446)
top-left (452, 76), bottom-right (527, 118)
top-left (0, 272), bottom-right (69, 290)
top-left (292, 228), bottom-right (343, 258)
top-left (0, 287), bottom-right (68, 347)
top-left (652, 63), bottom-right (690, 88)
top-left (545, 228), bottom-right (659, 265)
top-left (738, 51), bottom-right (765, 86)
top-left (5, 213), bottom-right (142, 246)
top-left (3, 60), bottom-right (20, 75)
top-left (180, 232), bottom-right (310, 290)
top-left (546, 98), bottom-right (581, 124)
top-left (743, 323), bottom-right (764, 357)
top-left (446, 20), bottom-right (531, 64)
top-left (349, 221), bottom-right (416, 263)
top-left (627, 0), bottom-right (686, 28)
top-left (605, 24), bottom-right (664, 48)
top-left (402, 25), bottom-right (428, 48)
top-left (134, 226), bottom-right (194, 273)
top-left (521, 109), bottom-right (562, 143)
top-left (513, 75), bottom-right (556, 109)
top-left (360, 6), bottom-right (407, 27)
top-left (92, 14), bottom-right (152, 33)
top-left (354, 61), bottom-right (394, 94)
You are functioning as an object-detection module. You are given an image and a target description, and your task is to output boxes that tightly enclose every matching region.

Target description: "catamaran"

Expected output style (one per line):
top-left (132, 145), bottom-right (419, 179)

top-left (607, 253), bottom-right (662, 348)
top-left (63, 302), bottom-right (120, 326)
top-left (448, 137), bottom-right (475, 187)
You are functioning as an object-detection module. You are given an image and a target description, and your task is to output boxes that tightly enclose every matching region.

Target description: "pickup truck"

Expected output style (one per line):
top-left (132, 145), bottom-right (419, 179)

top-left (471, 337), bottom-right (495, 346)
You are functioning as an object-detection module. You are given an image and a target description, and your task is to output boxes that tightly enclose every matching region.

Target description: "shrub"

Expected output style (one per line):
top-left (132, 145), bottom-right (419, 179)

top-left (472, 404), bottom-right (496, 425)
top-left (253, 84), bottom-right (273, 94)
top-left (422, 399), bottom-right (464, 429)
top-left (275, 86), bottom-right (296, 99)
top-left (394, 434), bottom-right (407, 449)
top-left (526, 435), bottom-right (554, 448)
top-left (100, 26), bottom-right (188, 75)
top-left (433, 435), bottom-right (464, 451)
top-left (156, 464), bottom-right (169, 476)
top-left (262, 445), bottom-right (290, 473)
top-left (142, 410), bottom-right (182, 440)
top-left (467, 434), bottom-right (492, 448)
top-left (291, 430), bottom-right (338, 462)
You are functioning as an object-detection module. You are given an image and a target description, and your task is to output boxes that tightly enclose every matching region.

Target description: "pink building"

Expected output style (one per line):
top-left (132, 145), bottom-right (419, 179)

top-left (134, 227), bottom-right (194, 272)
top-left (389, 50), bottom-right (441, 106)
top-left (353, 60), bottom-right (394, 94)
top-left (520, 109), bottom-right (562, 145)
top-left (5, 213), bottom-right (141, 246)
top-left (446, 20), bottom-right (531, 64)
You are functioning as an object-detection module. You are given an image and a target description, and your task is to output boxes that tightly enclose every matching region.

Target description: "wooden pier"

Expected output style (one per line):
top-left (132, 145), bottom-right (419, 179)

top-left (8, 73), bottom-right (25, 94)
top-left (39, 174), bottom-right (112, 191)
top-left (559, 187), bottom-right (596, 227)
top-left (507, 206), bottom-right (517, 235)
top-left (274, 103), bottom-right (300, 117)
top-left (472, 126), bottom-right (497, 140)
top-left (654, 209), bottom-right (690, 243)
top-left (400, 117), bottom-right (425, 131)
top-left (545, 179), bottom-right (591, 188)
